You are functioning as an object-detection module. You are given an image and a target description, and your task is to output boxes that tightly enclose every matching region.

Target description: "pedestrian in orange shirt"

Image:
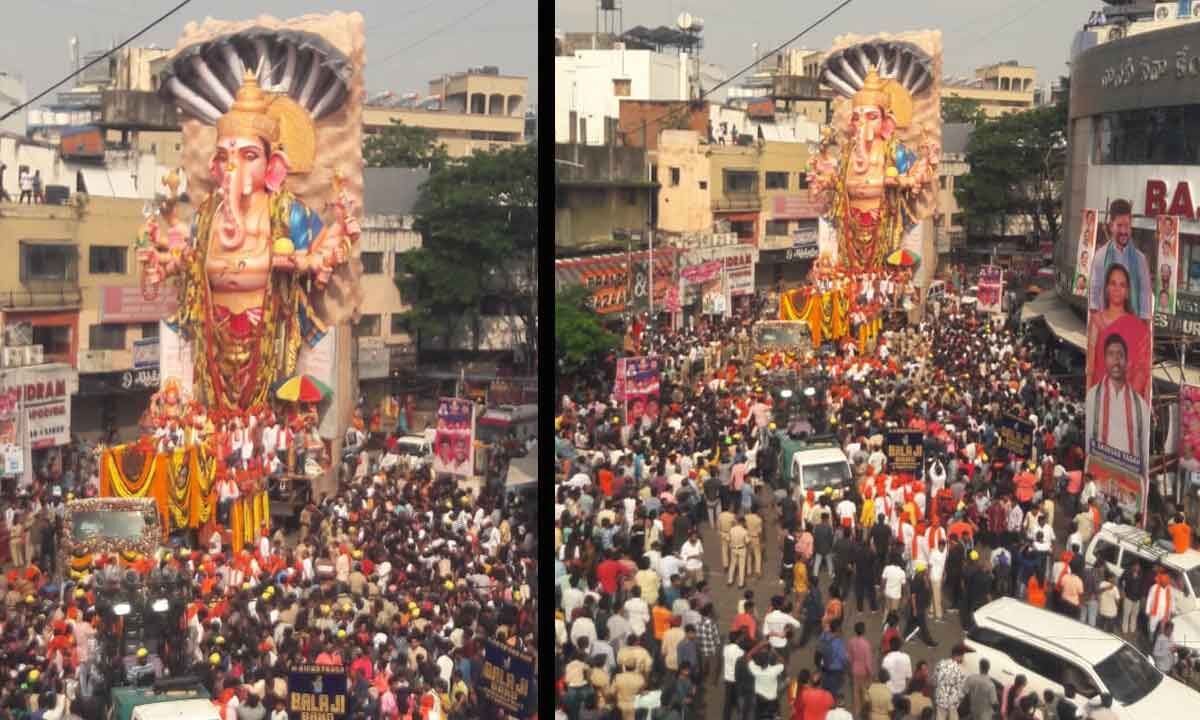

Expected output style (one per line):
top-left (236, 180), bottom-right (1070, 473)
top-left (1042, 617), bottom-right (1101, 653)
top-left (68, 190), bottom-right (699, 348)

top-left (1027, 575), bottom-right (1047, 608)
top-left (1167, 514), bottom-right (1193, 554)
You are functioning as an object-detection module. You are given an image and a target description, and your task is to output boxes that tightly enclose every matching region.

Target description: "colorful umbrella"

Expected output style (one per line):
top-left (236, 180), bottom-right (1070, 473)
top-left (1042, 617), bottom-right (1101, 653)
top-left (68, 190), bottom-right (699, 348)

top-left (274, 374), bottom-right (332, 403)
top-left (886, 248), bottom-right (921, 267)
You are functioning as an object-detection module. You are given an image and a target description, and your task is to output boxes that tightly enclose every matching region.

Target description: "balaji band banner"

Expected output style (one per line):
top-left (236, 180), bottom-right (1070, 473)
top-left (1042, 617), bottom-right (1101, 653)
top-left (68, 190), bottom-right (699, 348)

top-left (977, 265), bottom-right (1004, 314)
top-left (432, 397), bottom-right (475, 477)
top-left (997, 415), bottom-right (1035, 459)
top-left (1156, 215), bottom-right (1180, 315)
top-left (884, 430), bottom-right (924, 475)
top-left (623, 356), bottom-right (661, 427)
top-left (1074, 208), bottom-right (1098, 297)
top-left (480, 639), bottom-right (535, 718)
top-left (1086, 197), bottom-right (1152, 524)
top-left (288, 665), bottom-right (348, 720)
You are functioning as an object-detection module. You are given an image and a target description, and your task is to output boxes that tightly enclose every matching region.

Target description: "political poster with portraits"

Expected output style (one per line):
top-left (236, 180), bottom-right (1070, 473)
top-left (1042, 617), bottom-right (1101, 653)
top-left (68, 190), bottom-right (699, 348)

top-left (680, 260), bottom-right (729, 316)
top-left (1156, 214), bottom-right (1180, 315)
top-left (1180, 384), bottom-right (1200, 481)
top-left (0, 370), bottom-right (21, 476)
top-left (977, 265), bottom-right (1003, 314)
top-left (1073, 208), bottom-right (1098, 297)
top-left (1085, 198), bottom-right (1152, 524)
top-left (613, 358), bottom-right (628, 402)
top-left (623, 356), bottom-right (661, 427)
top-left (432, 397), bottom-right (475, 477)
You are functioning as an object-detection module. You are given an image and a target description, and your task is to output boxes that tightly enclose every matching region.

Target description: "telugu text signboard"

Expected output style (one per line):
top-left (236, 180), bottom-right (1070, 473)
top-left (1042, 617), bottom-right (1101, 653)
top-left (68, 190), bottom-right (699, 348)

top-left (288, 665), bottom-right (347, 720)
top-left (480, 640), bottom-right (535, 718)
top-left (884, 430), bottom-right (924, 475)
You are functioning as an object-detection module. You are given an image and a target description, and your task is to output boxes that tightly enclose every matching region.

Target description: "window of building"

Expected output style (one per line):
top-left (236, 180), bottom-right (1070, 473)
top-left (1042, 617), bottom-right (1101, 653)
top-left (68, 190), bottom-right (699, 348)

top-left (391, 313), bottom-right (408, 335)
top-left (354, 314), bottom-right (381, 337)
top-left (361, 252), bottom-right (384, 274)
top-left (89, 246), bottom-right (127, 274)
top-left (480, 294), bottom-right (509, 317)
top-left (1096, 105), bottom-right (1200, 164)
top-left (556, 187), bottom-right (568, 208)
top-left (730, 220), bottom-right (756, 239)
top-left (699, 180), bottom-right (707, 190)
top-left (765, 220), bottom-right (789, 237)
top-left (796, 172), bottom-right (809, 189)
top-left (650, 164), bottom-right (658, 183)
top-left (89, 324), bottom-right (126, 351)
top-left (141, 322), bottom-right (159, 339)
top-left (20, 244), bottom-right (77, 282)
top-left (951, 213), bottom-right (965, 227)
top-left (723, 170), bottom-right (758, 194)
top-left (939, 176), bottom-right (948, 190)
top-left (612, 78), bottom-right (632, 97)
top-left (670, 167), bottom-right (681, 186)
top-left (765, 171), bottom-right (788, 190)
top-left (33, 325), bottom-right (70, 358)
top-left (624, 189), bottom-right (638, 205)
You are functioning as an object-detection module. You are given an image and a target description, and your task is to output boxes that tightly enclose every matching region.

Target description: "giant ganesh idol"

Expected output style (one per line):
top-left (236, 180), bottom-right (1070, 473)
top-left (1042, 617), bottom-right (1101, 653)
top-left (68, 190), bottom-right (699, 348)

top-left (98, 14), bottom-right (365, 548)
top-left (806, 33), bottom-right (942, 276)
top-left (139, 15), bottom-right (365, 415)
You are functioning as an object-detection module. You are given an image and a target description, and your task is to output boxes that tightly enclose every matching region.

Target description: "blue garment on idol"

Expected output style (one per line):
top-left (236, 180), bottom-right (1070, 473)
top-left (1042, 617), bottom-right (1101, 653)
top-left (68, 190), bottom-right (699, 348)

top-left (1089, 238), bottom-right (1152, 320)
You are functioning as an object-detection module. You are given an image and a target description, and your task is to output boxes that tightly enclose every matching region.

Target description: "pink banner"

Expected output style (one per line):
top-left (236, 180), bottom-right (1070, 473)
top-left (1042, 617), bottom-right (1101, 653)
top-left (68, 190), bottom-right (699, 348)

top-left (623, 356), bottom-right (661, 427)
top-left (1181, 384), bottom-right (1200, 476)
top-left (98, 287), bottom-right (179, 323)
top-left (432, 397), bottom-right (475, 477)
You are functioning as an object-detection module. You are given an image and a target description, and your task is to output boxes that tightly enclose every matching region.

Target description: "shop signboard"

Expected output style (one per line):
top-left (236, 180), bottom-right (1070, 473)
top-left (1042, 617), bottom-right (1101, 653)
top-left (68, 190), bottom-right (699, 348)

top-left (98, 287), bottom-right (178, 323)
top-left (20, 364), bottom-right (74, 450)
top-left (132, 337), bottom-right (159, 369)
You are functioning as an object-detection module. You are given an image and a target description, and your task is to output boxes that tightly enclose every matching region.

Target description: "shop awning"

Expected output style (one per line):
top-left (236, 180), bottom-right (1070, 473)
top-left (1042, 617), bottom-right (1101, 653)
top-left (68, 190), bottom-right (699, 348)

top-left (1020, 287), bottom-right (1062, 322)
top-left (1022, 289), bottom-right (1087, 349)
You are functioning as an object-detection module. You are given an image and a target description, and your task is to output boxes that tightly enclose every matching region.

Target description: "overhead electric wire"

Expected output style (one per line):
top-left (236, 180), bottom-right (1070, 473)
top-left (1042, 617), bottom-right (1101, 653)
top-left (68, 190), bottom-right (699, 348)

top-left (0, 0), bottom-right (196, 123)
top-left (377, 0), bottom-right (503, 65)
top-left (617, 0), bottom-right (857, 145)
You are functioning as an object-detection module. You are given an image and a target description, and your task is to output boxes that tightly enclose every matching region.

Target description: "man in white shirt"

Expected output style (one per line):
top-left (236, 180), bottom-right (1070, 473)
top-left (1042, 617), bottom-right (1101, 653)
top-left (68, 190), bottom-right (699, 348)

top-left (722, 636), bottom-right (745, 717)
top-left (881, 560), bottom-right (907, 613)
top-left (929, 541), bottom-right (948, 622)
top-left (762, 598), bottom-right (801, 657)
top-left (881, 639), bottom-right (912, 695)
top-left (679, 531), bottom-right (705, 585)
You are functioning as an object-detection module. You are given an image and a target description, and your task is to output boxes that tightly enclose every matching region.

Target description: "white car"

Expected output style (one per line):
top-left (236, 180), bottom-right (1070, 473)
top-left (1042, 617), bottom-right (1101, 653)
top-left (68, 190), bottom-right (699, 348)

top-left (390, 435), bottom-right (432, 469)
top-left (963, 597), bottom-right (1200, 719)
top-left (1085, 522), bottom-right (1200, 650)
top-left (789, 446), bottom-right (852, 495)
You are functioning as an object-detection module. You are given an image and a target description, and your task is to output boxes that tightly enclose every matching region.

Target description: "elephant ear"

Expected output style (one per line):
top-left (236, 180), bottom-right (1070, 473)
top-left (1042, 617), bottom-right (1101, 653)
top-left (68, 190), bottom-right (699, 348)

top-left (265, 152), bottom-right (290, 193)
top-left (880, 116), bottom-right (897, 140)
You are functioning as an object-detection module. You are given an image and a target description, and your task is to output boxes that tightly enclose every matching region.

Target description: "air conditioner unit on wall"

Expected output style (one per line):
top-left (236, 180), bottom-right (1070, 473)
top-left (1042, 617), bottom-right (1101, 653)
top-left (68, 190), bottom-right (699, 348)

top-left (1156, 5), bottom-right (1171, 21)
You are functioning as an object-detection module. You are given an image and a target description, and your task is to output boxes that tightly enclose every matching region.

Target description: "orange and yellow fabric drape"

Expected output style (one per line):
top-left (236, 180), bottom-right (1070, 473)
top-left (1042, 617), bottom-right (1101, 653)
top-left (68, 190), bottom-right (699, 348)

top-left (100, 444), bottom-right (268, 547)
top-left (778, 288), bottom-right (851, 346)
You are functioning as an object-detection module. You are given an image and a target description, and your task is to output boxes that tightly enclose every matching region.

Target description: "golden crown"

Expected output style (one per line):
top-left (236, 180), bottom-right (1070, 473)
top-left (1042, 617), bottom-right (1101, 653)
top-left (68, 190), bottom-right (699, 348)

top-left (216, 71), bottom-right (280, 145)
top-left (852, 66), bottom-right (891, 109)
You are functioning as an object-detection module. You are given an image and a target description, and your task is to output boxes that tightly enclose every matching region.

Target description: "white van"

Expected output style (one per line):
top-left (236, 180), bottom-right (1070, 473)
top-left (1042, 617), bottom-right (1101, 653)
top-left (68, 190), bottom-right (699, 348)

top-left (964, 597), bottom-right (1200, 718)
top-left (789, 446), bottom-right (852, 495)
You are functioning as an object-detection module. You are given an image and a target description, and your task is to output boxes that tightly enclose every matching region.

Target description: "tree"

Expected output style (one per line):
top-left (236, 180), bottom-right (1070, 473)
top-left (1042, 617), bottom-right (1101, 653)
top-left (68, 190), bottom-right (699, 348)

top-left (364, 118), bottom-right (450, 171)
top-left (555, 284), bottom-right (619, 376)
top-left (941, 95), bottom-right (987, 125)
top-left (954, 100), bottom-right (1067, 244)
top-left (394, 144), bottom-right (537, 369)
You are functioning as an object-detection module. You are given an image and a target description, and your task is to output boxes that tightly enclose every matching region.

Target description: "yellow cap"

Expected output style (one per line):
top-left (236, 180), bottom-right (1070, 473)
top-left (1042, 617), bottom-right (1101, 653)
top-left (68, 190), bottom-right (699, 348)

top-left (210, 653), bottom-right (221, 665)
top-left (216, 636), bottom-right (225, 645)
top-left (261, 591), bottom-right (271, 600)
top-left (27, 670), bottom-right (39, 682)
top-left (513, 590), bottom-right (521, 601)
top-left (242, 582), bottom-right (251, 591)
top-left (74, 589), bottom-right (86, 599)
top-left (768, 423), bottom-right (776, 430)
top-left (24, 595), bottom-right (34, 604)
top-left (137, 647), bottom-right (148, 658)
top-left (352, 550), bottom-right (363, 559)
top-left (342, 603), bottom-right (352, 613)
top-left (969, 550), bottom-right (979, 561)
top-left (321, 604), bottom-right (331, 615)
top-left (337, 629), bottom-right (347, 639)
top-left (412, 608), bottom-right (420, 617)
top-left (915, 562), bottom-right (927, 572)
top-left (444, 580), bottom-right (454, 591)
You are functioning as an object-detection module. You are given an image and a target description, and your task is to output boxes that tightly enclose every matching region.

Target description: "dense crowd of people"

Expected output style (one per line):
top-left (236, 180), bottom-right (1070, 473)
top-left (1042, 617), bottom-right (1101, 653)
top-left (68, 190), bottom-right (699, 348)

top-left (554, 271), bottom-right (1196, 720)
top-left (0, 394), bottom-right (538, 720)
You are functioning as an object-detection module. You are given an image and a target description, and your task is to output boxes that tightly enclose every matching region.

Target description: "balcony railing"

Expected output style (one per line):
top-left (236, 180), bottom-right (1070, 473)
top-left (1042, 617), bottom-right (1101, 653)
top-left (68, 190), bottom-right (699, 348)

top-left (712, 193), bottom-right (762, 212)
top-left (0, 287), bottom-right (83, 309)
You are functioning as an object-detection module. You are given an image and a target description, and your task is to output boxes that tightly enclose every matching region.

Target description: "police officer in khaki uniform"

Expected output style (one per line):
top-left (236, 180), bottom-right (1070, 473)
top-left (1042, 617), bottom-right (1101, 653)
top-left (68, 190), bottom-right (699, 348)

top-left (727, 516), bottom-right (749, 588)
top-left (8, 513), bottom-right (25, 568)
top-left (717, 507), bottom-right (737, 570)
top-left (745, 506), bottom-right (764, 578)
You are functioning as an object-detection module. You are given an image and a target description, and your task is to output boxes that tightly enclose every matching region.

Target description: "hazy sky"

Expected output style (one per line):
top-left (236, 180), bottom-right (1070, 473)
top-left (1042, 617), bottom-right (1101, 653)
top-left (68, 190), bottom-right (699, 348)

top-left (555, 0), bottom-right (1094, 92)
top-left (0, 0), bottom-right (538, 108)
